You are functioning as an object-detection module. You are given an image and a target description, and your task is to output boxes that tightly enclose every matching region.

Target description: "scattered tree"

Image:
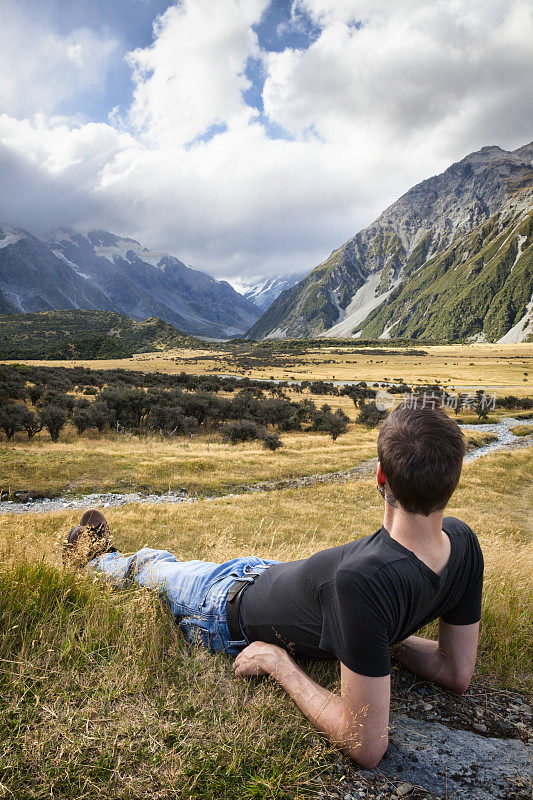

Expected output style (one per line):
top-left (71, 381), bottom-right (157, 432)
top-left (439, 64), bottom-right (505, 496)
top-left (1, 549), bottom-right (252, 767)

top-left (21, 408), bottom-right (42, 439)
top-left (311, 405), bottom-right (350, 440)
top-left (356, 401), bottom-right (387, 428)
top-left (26, 384), bottom-right (44, 405)
top-left (40, 405), bottom-right (67, 442)
top-left (0, 402), bottom-right (26, 439)
top-left (90, 401), bottom-right (112, 433)
top-left (73, 406), bottom-right (94, 435)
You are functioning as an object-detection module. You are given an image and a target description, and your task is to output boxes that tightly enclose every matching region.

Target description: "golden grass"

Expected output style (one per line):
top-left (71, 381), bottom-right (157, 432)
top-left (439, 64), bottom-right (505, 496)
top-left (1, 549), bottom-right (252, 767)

top-left (3, 446), bottom-right (532, 688)
top-left (3, 341), bottom-right (532, 394)
top-left (462, 430), bottom-right (498, 449)
top-left (511, 425), bottom-right (533, 437)
top-left (0, 558), bottom-right (331, 799)
top-left (0, 447), bottom-right (531, 799)
top-left (0, 415), bottom-right (378, 498)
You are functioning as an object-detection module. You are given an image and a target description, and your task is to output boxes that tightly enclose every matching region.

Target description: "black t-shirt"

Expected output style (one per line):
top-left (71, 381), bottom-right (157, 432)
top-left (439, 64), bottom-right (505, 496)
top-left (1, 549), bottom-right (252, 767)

top-left (239, 516), bottom-right (484, 677)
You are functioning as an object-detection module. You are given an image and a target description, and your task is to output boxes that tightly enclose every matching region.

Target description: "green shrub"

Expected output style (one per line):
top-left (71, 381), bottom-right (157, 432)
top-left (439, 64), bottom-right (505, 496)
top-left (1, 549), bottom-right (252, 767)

top-left (40, 405), bottom-right (67, 442)
top-left (356, 401), bottom-right (387, 428)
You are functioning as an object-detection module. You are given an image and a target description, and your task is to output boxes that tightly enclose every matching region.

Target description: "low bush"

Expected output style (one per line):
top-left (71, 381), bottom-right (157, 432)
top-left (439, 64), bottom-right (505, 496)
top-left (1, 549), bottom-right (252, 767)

top-left (356, 401), bottom-right (387, 428)
top-left (262, 432), bottom-right (283, 451)
top-left (220, 419), bottom-right (266, 445)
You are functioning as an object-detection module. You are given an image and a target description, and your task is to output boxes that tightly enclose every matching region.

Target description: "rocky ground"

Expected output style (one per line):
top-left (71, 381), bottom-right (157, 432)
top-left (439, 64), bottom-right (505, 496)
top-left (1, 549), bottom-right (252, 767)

top-left (462, 417), bottom-right (533, 462)
top-left (322, 673), bottom-right (532, 800)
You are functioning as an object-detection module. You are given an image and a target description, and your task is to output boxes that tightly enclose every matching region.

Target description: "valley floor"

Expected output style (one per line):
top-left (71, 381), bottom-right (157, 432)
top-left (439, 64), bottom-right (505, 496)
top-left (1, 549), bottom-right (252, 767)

top-left (4, 341), bottom-right (532, 395)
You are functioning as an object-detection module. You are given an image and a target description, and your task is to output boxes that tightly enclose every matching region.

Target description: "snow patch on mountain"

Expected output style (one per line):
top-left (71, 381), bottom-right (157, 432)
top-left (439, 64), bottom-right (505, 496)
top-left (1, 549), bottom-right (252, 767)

top-left (322, 274), bottom-right (399, 338)
top-left (0, 226), bottom-right (27, 249)
top-left (497, 291), bottom-right (533, 343)
top-left (3, 225), bottom-right (261, 338)
top-left (229, 271), bottom-right (306, 312)
top-left (93, 240), bottom-right (166, 267)
top-left (510, 234), bottom-right (527, 274)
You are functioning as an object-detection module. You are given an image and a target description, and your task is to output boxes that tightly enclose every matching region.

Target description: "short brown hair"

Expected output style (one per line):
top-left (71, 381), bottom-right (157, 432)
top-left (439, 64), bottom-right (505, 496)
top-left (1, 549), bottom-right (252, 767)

top-left (377, 404), bottom-right (466, 516)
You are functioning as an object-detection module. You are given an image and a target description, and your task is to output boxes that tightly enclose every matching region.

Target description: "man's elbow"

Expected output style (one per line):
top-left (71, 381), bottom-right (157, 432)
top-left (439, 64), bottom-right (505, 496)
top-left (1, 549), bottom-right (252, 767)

top-left (451, 673), bottom-right (472, 695)
top-left (446, 665), bottom-right (474, 695)
top-left (356, 750), bottom-right (386, 770)
top-left (344, 739), bottom-right (388, 770)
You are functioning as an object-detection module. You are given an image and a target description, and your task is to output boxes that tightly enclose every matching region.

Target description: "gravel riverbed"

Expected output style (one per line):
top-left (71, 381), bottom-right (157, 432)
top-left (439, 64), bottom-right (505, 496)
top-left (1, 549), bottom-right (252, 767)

top-left (462, 416), bottom-right (533, 461)
top-left (1, 418), bottom-right (531, 515)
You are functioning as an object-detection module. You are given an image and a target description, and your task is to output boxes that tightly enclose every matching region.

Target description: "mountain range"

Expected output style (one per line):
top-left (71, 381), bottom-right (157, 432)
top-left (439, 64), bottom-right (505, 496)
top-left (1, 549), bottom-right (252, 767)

top-left (229, 271), bottom-right (307, 312)
top-left (246, 142), bottom-right (533, 342)
top-left (0, 227), bottom-right (260, 338)
top-left (1, 141), bottom-right (532, 344)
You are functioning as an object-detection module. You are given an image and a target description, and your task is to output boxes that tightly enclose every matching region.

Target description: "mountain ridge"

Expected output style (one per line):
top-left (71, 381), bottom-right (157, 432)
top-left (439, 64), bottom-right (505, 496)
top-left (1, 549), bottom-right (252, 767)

top-left (0, 309), bottom-right (206, 360)
top-left (245, 141), bottom-right (533, 342)
top-left (229, 271), bottom-right (307, 312)
top-left (0, 225), bottom-right (260, 339)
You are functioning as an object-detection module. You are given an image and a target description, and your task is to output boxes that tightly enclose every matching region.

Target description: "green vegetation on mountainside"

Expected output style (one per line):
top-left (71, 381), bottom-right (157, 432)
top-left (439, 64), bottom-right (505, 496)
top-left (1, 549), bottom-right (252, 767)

top-left (246, 226), bottom-right (405, 339)
top-left (246, 143), bottom-right (533, 342)
top-left (358, 210), bottom-right (533, 341)
top-left (0, 310), bottom-right (206, 359)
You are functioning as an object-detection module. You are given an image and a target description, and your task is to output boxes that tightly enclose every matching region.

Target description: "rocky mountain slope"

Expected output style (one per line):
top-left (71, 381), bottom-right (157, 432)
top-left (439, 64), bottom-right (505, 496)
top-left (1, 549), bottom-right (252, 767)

top-left (230, 271), bottom-right (307, 312)
top-left (246, 142), bottom-right (533, 342)
top-left (0, 226), bottom-right (260, 338)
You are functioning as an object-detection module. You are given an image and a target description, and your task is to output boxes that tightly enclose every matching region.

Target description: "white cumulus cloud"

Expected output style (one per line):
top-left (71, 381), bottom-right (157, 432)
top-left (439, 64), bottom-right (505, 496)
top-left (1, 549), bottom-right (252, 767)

top-left (0, 0), bottom-right (531, 280)
top-left (127, 0), bottom-right (267, 146)
top-left (0, 1), bottom-right (118, 118)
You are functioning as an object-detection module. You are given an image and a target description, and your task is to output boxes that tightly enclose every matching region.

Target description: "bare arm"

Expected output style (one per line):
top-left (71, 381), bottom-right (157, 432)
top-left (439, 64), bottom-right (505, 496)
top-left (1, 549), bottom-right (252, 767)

top-left (391, 620), bottom-right (479, 693)
top-left (233, 641), bottom-right (390, 769)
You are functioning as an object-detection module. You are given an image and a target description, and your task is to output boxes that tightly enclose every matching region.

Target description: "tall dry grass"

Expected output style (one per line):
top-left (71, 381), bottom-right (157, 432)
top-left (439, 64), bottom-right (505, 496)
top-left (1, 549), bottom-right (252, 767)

top-left (0, 417), bottom-right (377, 498)
top-left (0, 446), bottom-right (531, 798)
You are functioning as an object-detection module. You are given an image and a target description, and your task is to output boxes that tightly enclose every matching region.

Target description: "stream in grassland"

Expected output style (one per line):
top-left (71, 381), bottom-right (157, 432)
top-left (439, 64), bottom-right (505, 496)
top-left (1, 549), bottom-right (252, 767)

top-left (1, 418), bottom-right (531, 515)
top-left (461, 416), bottom-right (533, 461)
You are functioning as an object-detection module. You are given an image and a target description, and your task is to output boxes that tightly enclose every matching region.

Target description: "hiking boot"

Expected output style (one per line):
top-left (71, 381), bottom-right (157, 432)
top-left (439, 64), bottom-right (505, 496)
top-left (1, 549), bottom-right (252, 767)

top-left (80, 509), bottom-right (111, 532)
top-left (62, 509), bottom-right (116, 568)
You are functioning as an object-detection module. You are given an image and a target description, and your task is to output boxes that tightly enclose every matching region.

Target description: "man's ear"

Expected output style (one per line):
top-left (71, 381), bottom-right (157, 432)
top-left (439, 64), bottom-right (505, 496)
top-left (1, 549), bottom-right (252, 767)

top-left (376, 461), bottom-right (386, 487)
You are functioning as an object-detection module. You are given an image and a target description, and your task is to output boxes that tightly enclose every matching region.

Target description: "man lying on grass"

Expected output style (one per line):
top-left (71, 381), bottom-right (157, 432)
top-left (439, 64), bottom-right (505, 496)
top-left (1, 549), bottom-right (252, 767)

top-left (64, 404), bottom-right (483, 769)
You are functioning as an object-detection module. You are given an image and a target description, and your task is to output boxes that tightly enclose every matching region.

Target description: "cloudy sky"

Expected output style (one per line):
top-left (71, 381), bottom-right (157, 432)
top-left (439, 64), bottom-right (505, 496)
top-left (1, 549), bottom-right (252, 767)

top-left (1, 0), bottom-right (532, 282)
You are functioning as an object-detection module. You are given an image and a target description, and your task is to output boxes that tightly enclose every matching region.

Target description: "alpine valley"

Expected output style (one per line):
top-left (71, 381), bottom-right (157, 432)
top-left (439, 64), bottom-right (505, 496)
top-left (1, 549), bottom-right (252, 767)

top-left (1, 141), bottom-right (532, 345)
top-left (0, 227), bottom-right (260, 339)
top-left (246, 142), bottom-right (533, 343)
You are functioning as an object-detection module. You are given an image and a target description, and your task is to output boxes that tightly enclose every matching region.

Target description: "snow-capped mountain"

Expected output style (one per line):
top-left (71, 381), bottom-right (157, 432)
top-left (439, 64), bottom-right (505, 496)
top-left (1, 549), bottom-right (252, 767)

top-left (229, 272), bottom-right (307, 313)
top-left (0, 224), bottom-right (115, 316)
top-left (0, 225), bottom-right (260, 338)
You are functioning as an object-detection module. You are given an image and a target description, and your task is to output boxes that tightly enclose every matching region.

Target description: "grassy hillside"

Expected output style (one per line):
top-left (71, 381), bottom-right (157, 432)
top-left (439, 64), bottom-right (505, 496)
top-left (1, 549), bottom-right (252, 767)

top-left (0, 310), bottom-right (206, 359)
